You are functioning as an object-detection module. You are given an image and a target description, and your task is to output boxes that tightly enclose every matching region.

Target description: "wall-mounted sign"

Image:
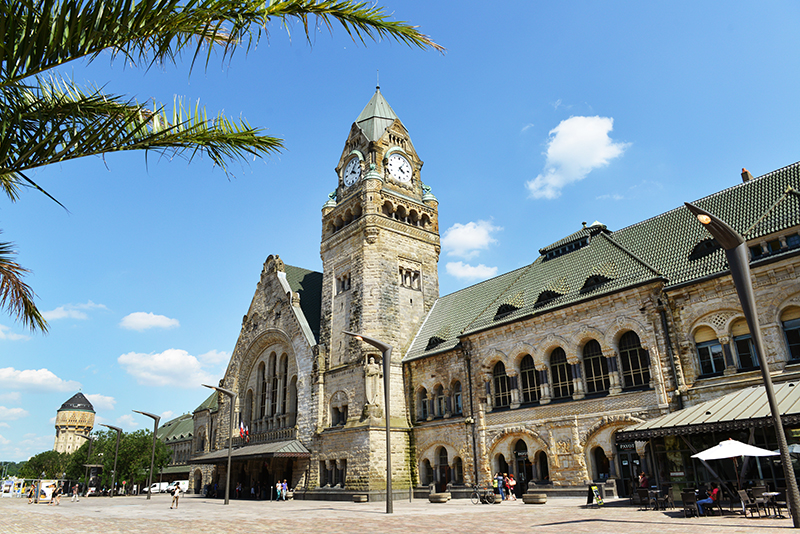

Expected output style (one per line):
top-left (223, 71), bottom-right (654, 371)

top-left (670, 471), bottom-right (685, 477)
top-left (618, 442), bottom-right (635, 451)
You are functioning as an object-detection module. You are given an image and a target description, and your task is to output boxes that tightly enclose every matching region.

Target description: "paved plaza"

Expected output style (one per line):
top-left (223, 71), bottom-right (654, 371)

top-left (1, 494), bottom-right (795, 534)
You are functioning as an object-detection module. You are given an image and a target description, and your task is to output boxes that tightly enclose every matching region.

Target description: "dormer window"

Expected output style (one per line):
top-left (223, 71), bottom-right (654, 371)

top-left (426, 336), bottom-right (446, 351)
top-left (581, 274), bottom-right (611, 293)
top-left (535, 290), bottom-right (562, 307)
top-left (688, 238), bottom-right (721, 261)
top-left (494, 303), bottom-right (519, 321)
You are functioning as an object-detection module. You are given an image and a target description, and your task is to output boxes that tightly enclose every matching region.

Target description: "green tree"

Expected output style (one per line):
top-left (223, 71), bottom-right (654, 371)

top-left (77, 429), bottom-right (171, 487)
top-left (1, 0), bottom-right (441, 331)
top-left (18, 450), bottom-right (69, 479)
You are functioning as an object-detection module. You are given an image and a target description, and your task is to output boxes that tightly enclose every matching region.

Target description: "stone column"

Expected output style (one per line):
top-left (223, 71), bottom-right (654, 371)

top-left (508, 372), bottom-right (520, 409)
top-left (427, 392), bottom-right (435, 421)
top-left (606, 352), bottom-right (622, 395)
top-left (720, 335), bottom-right (737, 375)
top-left (538, 369), bottom-right (551, 405)
top-left (571, 363), bottom-right (585, 400)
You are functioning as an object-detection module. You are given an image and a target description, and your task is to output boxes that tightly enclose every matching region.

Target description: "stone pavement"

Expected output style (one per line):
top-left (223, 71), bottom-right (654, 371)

top-left (1, 493), bottom-right (793, 534)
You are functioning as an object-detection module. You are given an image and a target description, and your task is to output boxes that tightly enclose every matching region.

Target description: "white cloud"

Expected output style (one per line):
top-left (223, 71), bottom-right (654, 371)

top-left (116, 414), bottom-right (139, 428)
top-left (526, 116), bottom-right (629, 199)
top-left (0, 406), bottom-right (28, 420)
top-left (0, 367), bottom-right (80, 392)
top-left (43, 301), bottom-right (107, 321)
top-left (120, 312), bottom-right (180, 331)
top-left (0, 422), bottom-right (9, 428)
top-left (84, 394), bottom-right (116, 411)
top-left (160, 410), bottom-right (174, 420)
top-left (446, 262), bottom-right (499, 282)
top-left (0, 434), bottom-right (10, 445)
top-left (596, 193), bottom-right (624, 201)
top-left (0, 324), bottom-right (29, 341)
top-left (198, 350), bottom-right (229, 366)
top-left (0, 392), bottom-right (21, 403)
top-left (118, 348), bottom-right (219, 388)
top-left (442, 220), bottom-right (502, 260)
top-left (521, 123), bottom-right (535, 133)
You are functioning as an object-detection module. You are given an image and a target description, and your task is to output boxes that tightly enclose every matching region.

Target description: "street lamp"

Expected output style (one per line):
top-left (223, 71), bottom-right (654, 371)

top-left (343, 331), bottom-right (394, 513)
top-left (685, 201), bottom-right (800, 527)
top-left (101, 424), bottom-right (122, 499)
top-left (133, 410), bottom-right (161, 500)
top-left (78, 433), bottom-right (94, 493)
top-left (202, 384), bottom-right (237, 505)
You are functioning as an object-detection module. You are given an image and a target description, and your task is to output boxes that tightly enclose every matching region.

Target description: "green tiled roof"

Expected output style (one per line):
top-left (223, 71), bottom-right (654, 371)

top-left (355, 87), bottom-right (400, 142)
top-left (284, 265), bottom-right (323, 342)
top-left (405, 160), bottom-right (800, 362)
top-left (157, 413), bottom-right (193, 443)
top-left (193, 392), bottom-right (218, 414)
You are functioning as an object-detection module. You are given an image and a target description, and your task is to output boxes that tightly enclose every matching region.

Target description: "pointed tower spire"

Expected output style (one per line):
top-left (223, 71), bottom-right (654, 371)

top-left (355, 86), bottom-right (400, 142)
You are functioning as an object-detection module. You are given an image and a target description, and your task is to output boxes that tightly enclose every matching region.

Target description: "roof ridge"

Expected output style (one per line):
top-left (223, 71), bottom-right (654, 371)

top-left (599, 232), bottom-right (663, 277)
top-left (743, 185), bottom-right (797, 236)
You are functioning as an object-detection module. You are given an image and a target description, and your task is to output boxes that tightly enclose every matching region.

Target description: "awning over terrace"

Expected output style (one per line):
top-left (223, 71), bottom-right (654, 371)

top-left (187, 440), bottom-right (311, 465)
top-left (616, 382), bottom-right (800, 442)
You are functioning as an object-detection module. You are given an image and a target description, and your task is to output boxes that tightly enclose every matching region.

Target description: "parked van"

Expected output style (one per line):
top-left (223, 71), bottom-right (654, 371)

top-left (145, 482), bottom-right (169, 493)
top-left (166, 480), bottom-right (189, 494)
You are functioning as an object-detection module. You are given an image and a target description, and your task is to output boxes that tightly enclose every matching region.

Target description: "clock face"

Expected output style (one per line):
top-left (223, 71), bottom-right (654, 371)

top-left (343, 157), bottom-right (361, 186)
top-left (387, 153), bottom-right (412, 183)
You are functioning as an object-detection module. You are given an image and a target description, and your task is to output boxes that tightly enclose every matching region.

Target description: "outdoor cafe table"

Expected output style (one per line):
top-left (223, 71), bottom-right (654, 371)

top-left (762, 492), bottom-right (786, 518)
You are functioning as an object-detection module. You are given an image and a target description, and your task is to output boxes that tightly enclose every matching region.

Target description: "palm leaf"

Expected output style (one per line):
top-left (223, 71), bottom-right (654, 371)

top-left (0, 237), bottom-right (47, 332)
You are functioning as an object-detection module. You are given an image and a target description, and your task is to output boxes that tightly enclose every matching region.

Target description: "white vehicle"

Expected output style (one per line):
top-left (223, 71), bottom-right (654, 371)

top-left (144, 482), bottom-right (169, 494)
top-left (166, 480), bottom-right (189, 494)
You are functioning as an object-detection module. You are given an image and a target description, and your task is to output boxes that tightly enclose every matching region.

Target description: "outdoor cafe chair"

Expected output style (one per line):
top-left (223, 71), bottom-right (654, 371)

top-left (658, 486), bottom-right (675, 510)
top-left (681, 491), bottom-right (699, 518)
top-left (737, 489), bottom-right (763, 518)
top-left (637, 488), bottom-right (653, 510)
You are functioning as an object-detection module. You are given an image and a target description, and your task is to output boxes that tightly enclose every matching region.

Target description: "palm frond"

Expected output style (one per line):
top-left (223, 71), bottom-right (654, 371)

top-left (0, 237), bottom-right (47, 332)
top-left (1, 0), bottom-right (443, 85)
top-left (0, 75), bottom-right (283, 175)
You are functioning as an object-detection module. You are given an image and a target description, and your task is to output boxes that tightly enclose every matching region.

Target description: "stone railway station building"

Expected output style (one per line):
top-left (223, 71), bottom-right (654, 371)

top-left (186, 88), bottom-right (800, 500)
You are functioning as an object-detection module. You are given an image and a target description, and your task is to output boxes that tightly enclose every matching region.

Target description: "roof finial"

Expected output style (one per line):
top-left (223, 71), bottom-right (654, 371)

top-left (376, 69), bottom-right (380, 91)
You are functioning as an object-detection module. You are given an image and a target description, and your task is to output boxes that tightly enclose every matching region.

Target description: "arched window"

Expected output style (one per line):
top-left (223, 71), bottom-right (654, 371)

top-left (421, 459), bottom-right (433, 486)
top-left (520, 355), bottom-right (540, 403)
top-left (258, 362), bottom-right (267, 419)
top-left (492, 362), bottom-right (511, 408)
top-left (280, 355), bottom-right (289, 415)
top-left (436, 447), bottom-right (450, 490)
top-left (593, 446), bottom-right (610, 481)
top-left (782, 307), bottom-right (800, 361)
top-left (583, 340), bottom-right (609, 394)
top-left (268, 352), bottom-right (278, 416)
top-left (731, 319), bottom-right (759, 370)
top-left (417, 388), bottom-right (428, 421)
top-left (619, 331), bottom-right (651, 387)
top-left (452, 381), bottom-right (463, 415)
top-left (550, 348), bottom-right (573, 399)
top-left (244, 389), bottom-right (253, 425)
top-left (694, 326), bottom-right (724, 377)
top-left (434, 385), bottom-right (445, 418)
top-left (453, 457), bottom-right (464, 484)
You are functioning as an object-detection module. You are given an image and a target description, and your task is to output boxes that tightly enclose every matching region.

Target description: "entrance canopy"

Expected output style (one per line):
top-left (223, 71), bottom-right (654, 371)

top-left (188, 440), bottom-right (311, 465)
top-left (616, 382), bottom-right (800, 442)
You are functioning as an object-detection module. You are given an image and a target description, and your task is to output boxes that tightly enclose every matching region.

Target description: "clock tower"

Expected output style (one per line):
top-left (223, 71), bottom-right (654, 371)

top-left (316, 87), bottom-right (440, 491)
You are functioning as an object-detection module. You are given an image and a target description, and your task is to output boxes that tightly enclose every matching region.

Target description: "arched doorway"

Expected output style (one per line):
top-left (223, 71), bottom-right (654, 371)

top-left (533, 451), bottom-right (549, 484)
top-left (513, 440), bottom-right (533, 497)
top-left (193, 469), bottom-right (203, 494)
top-left (593, 446), bottom-right (610, 482)
top-left (436, 447), bottom-right (450, 492)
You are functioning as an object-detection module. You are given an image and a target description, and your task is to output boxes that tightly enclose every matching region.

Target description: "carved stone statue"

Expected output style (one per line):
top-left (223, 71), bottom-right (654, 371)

top-left (364, 355), bottom-right (382, 405)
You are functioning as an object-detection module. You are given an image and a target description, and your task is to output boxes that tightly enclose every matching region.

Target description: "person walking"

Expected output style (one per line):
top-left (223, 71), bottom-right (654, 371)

top-left (282, 479), bottom-right (288, 500)
top-left (495, 473), bottom-right (505, 501)
top-left (170, 482), bottom-right (182, 509)
top-left (71, 483), bottom-right (80, 502)
top-left (275, 480), bottom-right (282, 501)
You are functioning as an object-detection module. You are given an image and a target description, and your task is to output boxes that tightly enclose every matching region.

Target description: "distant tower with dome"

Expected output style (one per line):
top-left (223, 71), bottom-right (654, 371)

top-left (54, 392), bottom-right (95, 453)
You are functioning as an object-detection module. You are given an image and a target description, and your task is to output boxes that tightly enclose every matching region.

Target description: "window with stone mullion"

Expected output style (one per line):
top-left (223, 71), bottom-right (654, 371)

top-left (734, 335), bottom-right (759, 370)
top-left (619, 331), bottom-right (651, 387)
top-left (520, 355), bottom-right (540, 403)
top-left (582, 340), bottom-right (609, 394)
top-left (696, 340), bottom-right (724, 376)
top-left (493, 362), bottom-right (511, 408)
top-left (550, 348), bottom-right (573, 399)
top-left (785, 318), bottom-right (800, 360)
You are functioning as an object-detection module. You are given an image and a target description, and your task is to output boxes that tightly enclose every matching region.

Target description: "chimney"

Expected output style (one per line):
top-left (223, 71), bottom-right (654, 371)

top-left (741, 168), bottom-right (754, 183)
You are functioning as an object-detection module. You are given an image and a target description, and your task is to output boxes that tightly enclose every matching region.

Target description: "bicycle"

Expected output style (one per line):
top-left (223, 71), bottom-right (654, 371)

top-left (470, 484), bottom-right (498, 504)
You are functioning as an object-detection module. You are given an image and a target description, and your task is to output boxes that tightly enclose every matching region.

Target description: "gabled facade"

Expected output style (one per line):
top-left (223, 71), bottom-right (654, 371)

top-left (189, 89), bottom-right (800, 500)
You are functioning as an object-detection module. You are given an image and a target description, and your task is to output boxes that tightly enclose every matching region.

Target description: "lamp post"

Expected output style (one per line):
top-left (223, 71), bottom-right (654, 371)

top-left (685, 201), bottom-right (800, 527)
top-left (202, 384), bottom-right (237, 505)
top-left (133, 410), bottom-right (161, 500)
top-left (101, 424), bottom-right (122, 499)
top-left (343, 331), bottom-right (394, 513)
top-left (79, 433), bottom-right (94, 494)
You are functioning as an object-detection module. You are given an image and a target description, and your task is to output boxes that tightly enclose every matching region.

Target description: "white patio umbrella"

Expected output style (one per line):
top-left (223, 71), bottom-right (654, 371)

top-left (692, 439), bottom-right (779, 461)
top-left (692, 439), bottom-right (779, 489)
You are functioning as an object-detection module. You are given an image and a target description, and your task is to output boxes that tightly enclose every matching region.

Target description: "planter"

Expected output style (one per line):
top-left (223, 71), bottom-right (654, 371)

top-left (522, 493), bottom-right (547, 504)
top-left (428, 492), bottom-right (451, 503)
top-left (352, 494), bottom-right (368, 503)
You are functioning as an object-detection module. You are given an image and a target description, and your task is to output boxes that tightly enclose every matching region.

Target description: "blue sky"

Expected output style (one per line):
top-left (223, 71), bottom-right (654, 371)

top-left (3, 1), bottom-right (800, 461)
